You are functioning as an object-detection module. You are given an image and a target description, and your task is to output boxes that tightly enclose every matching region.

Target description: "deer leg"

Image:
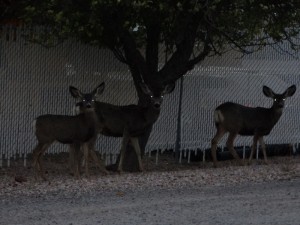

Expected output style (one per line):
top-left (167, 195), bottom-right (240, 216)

top-left (117, 131), bottom-right (130, 173)
top-left (69, 143), bottom-right (82, 177)
top-left (130, 137), bottom-right (144, 172)
top-left (258, 136), bottom-right (268, 164)
top-left (227, 133), bottom-right (244, 166)
top-left (90, 149), bottom-right (109, 175)
top-left (82, 143), bottom-right (90, 178)
top-left (87, 137), bottom-right (109, 175)
top-left (69, 144), bottom-right (76, 175)
top-left (73, 144), bottom-right (81, 179)
top-left (33, 142), bottom-right (51, 181)
top-left (248, 135), bottom-right (259, 164)
top-left (211, 127), bottom-right (226, 167)
top-left (32, 143), bottom-right (44, 180)
top-left (89, 147), bottom-right (109, 175)
top-left (33, 143), bottom-right (43, 169)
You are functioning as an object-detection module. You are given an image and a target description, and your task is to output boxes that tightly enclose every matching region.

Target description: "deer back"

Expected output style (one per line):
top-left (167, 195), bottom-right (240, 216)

top-left (75, 82), bottom-right (175, 137)
top-left (93, 102), bottom-right (160, 137)
top-left (214, 84), bottom-right (296, 136)
top-left (35, 114), bottom-right (97, 144)
top-left (34, 82), bottom-right (105, 144)
top-left (215, 103), bottom-right (282, 136)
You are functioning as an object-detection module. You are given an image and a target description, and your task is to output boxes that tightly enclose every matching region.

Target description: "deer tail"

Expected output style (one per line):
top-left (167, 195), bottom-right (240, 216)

top-left (33, 119), bottom-right (37, 134)
top-left (214, 110), bottom-right (224, 127)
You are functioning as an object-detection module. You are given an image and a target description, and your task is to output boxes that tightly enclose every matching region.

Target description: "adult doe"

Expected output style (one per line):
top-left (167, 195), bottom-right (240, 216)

top-left (211, 85), bottom-right (296, 167)
top-left (32, 82), bottom-right (105, 180)
top-left (75, 82), bottom-right (175, 172)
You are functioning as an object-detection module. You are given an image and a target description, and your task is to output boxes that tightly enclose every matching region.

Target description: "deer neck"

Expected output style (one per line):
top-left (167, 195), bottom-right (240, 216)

top-left (83, 110), bottom-right (98, 126)
top-left (269, 105), bottom-right (283, 122)
top-left (143, 104), bottom-right (161, 124)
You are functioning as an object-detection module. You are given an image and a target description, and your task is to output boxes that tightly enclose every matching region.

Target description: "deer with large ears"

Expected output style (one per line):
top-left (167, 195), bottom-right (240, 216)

top-left (32, 82), bottom-right (106, 180)
top-left (75, 82), bottom-right (175, 173)
top-left (211, 85), bottom-right (296, 167)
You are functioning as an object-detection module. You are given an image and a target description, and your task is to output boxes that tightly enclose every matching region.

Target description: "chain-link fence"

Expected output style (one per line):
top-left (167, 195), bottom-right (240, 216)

top-left (1, 26), bottom-right (300, 167)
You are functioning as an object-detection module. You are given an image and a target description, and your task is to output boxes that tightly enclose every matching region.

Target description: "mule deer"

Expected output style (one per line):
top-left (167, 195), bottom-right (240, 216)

top-left (211, 85), bottom-right (296, 167)
top-left (75, 82), bottom-right (175, 172)
top-left (32, 82), bottom-right (106, 180)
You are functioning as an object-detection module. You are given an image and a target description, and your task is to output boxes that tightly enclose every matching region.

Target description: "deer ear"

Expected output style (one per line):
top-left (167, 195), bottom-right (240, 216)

top-left (69, 86), bottom-right (82, 98)
top-left (94, 82), bottom-right (105, 97)
top-left (162, 82), bottom-right (175, 95)
top-left (140, 83), bottom-right (153, 95)
top-left (262, 86), bottom-right (274, 98)
top-left (284, 85), bottom-right (296, 97)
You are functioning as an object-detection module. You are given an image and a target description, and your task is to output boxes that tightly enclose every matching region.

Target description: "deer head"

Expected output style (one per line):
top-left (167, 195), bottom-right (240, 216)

top-left (70, 82), bottom-right (105, 111)
top-left (263, 85), bottom-right (296, 109)
top-left (139, 82), bottom-right (175, 109)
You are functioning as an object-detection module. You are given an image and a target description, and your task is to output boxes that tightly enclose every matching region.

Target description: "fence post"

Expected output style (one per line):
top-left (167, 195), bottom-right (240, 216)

top-left (175, 76), bottom-right (184, 160)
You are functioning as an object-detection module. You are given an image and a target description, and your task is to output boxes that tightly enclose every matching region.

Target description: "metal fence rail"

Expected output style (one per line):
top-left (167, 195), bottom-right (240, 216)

top-left (1, 26), bottom-right (300, 166)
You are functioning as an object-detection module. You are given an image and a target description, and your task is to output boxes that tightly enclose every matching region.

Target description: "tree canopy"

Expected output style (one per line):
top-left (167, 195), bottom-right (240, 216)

top-left (14, 0), bottom-right (300, 93)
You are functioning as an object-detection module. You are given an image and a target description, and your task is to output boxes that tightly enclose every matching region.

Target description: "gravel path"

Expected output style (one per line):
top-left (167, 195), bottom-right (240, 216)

top-left (1, 178), bottom-right (300, 225)
top-left (0, 156), bottom-right (300, 224)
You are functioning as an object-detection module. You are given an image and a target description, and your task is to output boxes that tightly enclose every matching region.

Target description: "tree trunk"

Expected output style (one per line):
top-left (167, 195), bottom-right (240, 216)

top-left (123, 127), bottom-right (152, 172)
top-left (123, 126), bottom-right (152, 172)
top-left (107, 22), bottom-right (205, 171)
top-left (106, 126), bottom-right (153, 172)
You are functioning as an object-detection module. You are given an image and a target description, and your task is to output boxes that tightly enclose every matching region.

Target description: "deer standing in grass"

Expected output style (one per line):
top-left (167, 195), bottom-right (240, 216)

top-left (211, 85), bottom-right (296, 167)
top-left (32, 82), bottom-right (106, 180)
top-left (75, 82), bottom-right (174, 172)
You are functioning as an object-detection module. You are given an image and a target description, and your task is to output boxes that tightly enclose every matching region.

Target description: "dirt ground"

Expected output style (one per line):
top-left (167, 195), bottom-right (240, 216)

top-left (1, 153), bottom-right (300, 225)
top-left (1, 150), bottom-right (296, 178)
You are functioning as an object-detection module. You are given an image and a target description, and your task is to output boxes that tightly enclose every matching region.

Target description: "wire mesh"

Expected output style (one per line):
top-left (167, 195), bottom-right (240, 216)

top-left (1, 26), bottom-right (300, 166)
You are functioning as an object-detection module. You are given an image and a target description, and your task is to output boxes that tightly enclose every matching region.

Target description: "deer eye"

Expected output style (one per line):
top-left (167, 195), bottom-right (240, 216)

top-left (82, 99), bottom-right (86, 102)
top-left (150, 95), bottom-right (154, 98)
top-left (283, 98), bottom-right (286, 101)
top-left (92, 99), bottom-right (95, 102)
top-left (274, 99), bottom-right (277, 102)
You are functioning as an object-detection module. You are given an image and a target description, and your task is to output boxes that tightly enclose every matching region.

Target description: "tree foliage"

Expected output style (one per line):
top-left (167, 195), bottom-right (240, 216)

top-left (1, 0), bottom-right (23, 21)
top-left (19, 0), bottom-right (300, 90)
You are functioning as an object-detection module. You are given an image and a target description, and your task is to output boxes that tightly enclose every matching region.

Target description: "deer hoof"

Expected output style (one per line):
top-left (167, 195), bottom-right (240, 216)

top-left (240, 160), bottom-right (246, 166)
top-left (212, 162), bottom-right (219, 168)
top-left (40, 173), bottom-right (48, 181)
top-left (102, 169), bottom-right (110, 175)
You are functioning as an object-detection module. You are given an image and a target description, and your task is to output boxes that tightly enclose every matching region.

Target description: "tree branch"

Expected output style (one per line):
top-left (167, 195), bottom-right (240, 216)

top-left (158, 17), bottom-right (200, 84)
top-left (111, 47), bottom-right (128, 64)
top-left (145, 22), bottom-right (160, 76)
top-left (120, 30), bottom-right (151, 85)
top-left (187, 41), bottom-right (211, 67)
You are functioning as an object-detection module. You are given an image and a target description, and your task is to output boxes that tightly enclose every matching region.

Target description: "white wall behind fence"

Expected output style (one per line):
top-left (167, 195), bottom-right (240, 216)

top-left (1, 26), bottom-right (300, 166)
